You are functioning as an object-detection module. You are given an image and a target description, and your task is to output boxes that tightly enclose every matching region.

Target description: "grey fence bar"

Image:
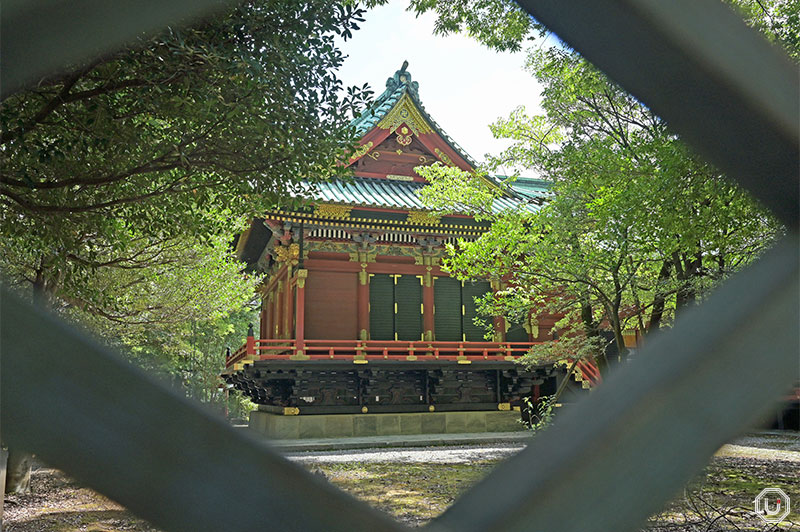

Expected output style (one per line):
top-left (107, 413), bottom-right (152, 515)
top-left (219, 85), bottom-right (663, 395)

top-left (0, 288), bottom-right (406, 532)
top-left (0, 0), bottom-right (237, 98)
top-left (1, 0), bottom-right (798, 531)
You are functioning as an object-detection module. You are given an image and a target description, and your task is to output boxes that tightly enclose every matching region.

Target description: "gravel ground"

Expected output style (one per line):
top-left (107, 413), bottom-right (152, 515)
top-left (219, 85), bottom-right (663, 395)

top-left (730, 431), bottom-right (800, 451)
top-left (285, 432), bottom-right (800, 465)
top-left (285, 442), bottom-right (525, 464)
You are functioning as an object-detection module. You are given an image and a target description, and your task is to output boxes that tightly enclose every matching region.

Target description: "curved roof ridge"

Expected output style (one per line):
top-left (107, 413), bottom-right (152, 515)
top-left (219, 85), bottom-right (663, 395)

top-left (350, 62), bottom-right (477, 168)
top-left (350, 62), bottom-right (414, 134)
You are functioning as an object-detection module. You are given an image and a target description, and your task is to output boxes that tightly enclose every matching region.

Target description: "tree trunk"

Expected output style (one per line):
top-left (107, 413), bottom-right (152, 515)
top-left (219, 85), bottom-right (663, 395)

top-left (673, 252), bottom-right (693, 315)
top-left (647, 259), bottom-right (672, 335)
top-left (4, 450), bottom-right (32, 494)
top-left (675, 250), bottom-right (703, 316)
top-left (580, 300), bottom-right (608, 374)
top-left (552, 357), bottom-right (581, 405)
top-left (608, 302), bottom-right (629, 363)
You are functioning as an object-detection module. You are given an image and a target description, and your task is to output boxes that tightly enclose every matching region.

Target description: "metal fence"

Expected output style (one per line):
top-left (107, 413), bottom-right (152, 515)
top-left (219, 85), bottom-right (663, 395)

top-left (1, 1), bottom-right (798, 531)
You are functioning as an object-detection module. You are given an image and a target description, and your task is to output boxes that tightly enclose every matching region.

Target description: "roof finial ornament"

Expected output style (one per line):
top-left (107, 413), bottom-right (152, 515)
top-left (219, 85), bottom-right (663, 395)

top-left (386, 60), bottom-right (419, 98)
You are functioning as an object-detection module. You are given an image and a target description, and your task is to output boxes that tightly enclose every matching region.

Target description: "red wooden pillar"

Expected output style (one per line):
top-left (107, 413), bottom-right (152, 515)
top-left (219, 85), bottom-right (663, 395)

top-left (294, 269), bottom-right (308, 358)
top-left (285, 265), bottom-right (293, 339)
top-left (266, 292), bottom-right (274, 340)
top-left (259, 301), bottom-right (268, 339)
top-left (274, 282), bottom-right (283, 338)
top-left (493, 316), bottom-right (506, 341)
top-left (357, 268), bottom-right (369, 340)
top-left (422, 272), bottom-right (434, 341)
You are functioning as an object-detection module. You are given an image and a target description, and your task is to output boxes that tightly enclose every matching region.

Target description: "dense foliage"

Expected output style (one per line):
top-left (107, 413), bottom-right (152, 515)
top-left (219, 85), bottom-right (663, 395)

top-left (413, 0), bottom-right (794, 370)
top-left (0, 0), bottom-right (370, 409)
top-left (419, 48), bottom-right (781, 370)
top-left (390, 0), bottom-right (800, 60)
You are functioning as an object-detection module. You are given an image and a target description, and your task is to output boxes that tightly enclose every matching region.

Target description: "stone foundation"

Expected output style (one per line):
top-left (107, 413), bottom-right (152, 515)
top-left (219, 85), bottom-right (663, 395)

top-left (248, 410), bottom-right (525, 439)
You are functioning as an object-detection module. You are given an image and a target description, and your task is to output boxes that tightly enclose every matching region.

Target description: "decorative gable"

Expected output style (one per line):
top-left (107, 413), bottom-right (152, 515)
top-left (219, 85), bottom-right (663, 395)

top-left (347, 61), bottom-right (476, 179)
top-left (376, 93), bottom-right (434, 137)
top-left (350, 128), bottom-right (438, 180)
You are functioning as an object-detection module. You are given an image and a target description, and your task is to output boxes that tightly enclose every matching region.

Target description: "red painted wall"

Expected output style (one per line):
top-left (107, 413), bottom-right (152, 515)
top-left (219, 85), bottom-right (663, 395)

top-left (305, 271), bottom-right (359, 339)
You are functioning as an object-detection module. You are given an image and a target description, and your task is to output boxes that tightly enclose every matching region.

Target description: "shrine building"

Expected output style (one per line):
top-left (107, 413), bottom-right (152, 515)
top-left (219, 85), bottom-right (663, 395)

top-left (224, 63), bottom-right (599, 437)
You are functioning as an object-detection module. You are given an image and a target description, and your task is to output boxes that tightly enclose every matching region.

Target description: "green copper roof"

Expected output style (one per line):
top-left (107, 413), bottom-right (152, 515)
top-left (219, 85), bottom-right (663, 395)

top-left (351, 61), bottom-right (478, 168)
top-left (302, 177), bottom-right (545, 214)
top-left (502, 177), bottom-right (553, 200)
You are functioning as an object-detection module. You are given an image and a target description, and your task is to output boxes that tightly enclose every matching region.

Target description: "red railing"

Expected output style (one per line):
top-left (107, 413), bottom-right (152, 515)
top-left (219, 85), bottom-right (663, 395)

top-left (225, 337), bottom-right (602, 386)
top-left (227, 338), bottom-right (539, 365)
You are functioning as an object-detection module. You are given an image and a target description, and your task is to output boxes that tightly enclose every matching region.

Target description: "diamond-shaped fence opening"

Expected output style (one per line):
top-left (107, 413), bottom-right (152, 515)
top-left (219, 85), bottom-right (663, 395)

top-left (1, 1), bottom-right (797, 532)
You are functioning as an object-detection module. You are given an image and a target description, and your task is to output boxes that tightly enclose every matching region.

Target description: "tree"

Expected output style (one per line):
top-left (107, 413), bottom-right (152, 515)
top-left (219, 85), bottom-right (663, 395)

top-left (0, 0), bottom-right (371, 492)
top-left (727, 0), bottom-right (800, 60)
top-left (0, 0), bottom-right (370, 306)
top-left (384, 0), bottom-right (799, 60)
top-left (117, 306), bottom-right (261, 421)
top-left (387, 2), bottom-right (793, 362)
top-left (417, 46), bottom-right (780, 371)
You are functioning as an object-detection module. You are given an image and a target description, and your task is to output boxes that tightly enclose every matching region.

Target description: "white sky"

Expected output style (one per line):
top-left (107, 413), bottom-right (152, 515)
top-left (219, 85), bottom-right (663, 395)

top-left (335, 2), bottom-right (546, 171)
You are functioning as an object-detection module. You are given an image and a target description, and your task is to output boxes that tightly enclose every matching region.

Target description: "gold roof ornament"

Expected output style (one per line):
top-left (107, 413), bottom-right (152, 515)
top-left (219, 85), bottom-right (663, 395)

top-left (273, 243), bottom-right (300, 264)
top-left (349, 141), bottom-right (374, 162)
top-left (377, 93), bottom-right (434, 136)
top-left (407, 210), bottom-right (441, 225)
top-left (434, 148), bottom-right (455, 166)
top-left (313, 203), bottom-right (353, 219)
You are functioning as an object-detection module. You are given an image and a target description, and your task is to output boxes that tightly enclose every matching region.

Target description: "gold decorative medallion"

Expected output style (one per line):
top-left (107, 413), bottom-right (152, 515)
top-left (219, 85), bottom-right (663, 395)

top-left (396, 131), bottom-right (413, 146)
